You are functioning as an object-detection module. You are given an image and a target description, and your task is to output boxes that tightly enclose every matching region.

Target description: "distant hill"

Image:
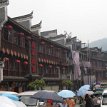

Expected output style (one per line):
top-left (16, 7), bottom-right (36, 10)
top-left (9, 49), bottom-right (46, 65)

top-left (89, 38), bottom-right (107, 51)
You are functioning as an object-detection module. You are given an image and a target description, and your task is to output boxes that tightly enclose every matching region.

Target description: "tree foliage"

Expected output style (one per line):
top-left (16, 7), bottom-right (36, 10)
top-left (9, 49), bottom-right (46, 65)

top-left (62, 79), bottom-right (72, 89)
top-left (28, 79), bottom-right (46, 90)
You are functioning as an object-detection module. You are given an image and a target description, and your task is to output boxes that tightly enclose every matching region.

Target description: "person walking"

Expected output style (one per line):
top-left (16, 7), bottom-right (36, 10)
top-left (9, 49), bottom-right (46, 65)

top-left (66, 98), bottom-right (76, 107)
top-left (92, 95), bottom-right (100, 107)
top-left (43, 99), bottom-right (53, 107)
top-left (85, 94), bottom-right (94, 107)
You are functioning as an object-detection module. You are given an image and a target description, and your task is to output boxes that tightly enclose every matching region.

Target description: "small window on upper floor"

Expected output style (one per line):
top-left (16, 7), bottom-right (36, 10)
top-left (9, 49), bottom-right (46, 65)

top-left (3, 28), bottom-right (9, 40)
top-left (20, 37), bottom-right (25, 48)
top-left (13, 36), bottom-right (19, 45)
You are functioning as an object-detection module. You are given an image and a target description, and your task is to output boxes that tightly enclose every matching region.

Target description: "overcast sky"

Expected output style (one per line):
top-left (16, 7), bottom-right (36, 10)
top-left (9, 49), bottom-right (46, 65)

top-left (8, 0), bottom-right (107, 43)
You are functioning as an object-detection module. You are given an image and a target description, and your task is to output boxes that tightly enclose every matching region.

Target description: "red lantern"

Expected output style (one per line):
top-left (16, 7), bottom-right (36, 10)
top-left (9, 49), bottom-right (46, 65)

top-left (39, 64), bottom-right (43, 67)
top-left (4, 57), bottom-right (9, 62)
top-left (31, 49), bottom-right (36, 55)
top-left (6, 25), bottom-right (13, 30)
top-left (31, 58), bottom-right (36, 64)
top-left (2, 48), bottom-right (5, 53)
top-left (24, 61), bottom-right (28, 65)
top-left (31, 41), bottom-right (36, 48)
top-left (16, 59), bottom-right (20, 63)
top-left (31, 66), bottom-right (36, 73)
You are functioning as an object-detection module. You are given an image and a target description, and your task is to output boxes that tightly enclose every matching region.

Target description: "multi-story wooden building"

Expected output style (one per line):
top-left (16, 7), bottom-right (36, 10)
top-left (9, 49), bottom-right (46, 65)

top-left (0, 1), bottom-right (70, 91)
top-left (81, 47), bottom-right (107, 85)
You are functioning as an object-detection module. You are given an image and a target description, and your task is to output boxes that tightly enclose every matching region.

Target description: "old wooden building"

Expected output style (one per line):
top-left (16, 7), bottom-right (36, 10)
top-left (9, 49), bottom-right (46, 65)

top-left (0, 1), bottom-right (70, 91)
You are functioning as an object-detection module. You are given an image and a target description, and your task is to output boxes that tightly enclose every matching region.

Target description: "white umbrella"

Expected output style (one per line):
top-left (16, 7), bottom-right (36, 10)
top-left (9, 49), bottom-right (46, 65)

top-left (0, 96), bottom-right (16, 107)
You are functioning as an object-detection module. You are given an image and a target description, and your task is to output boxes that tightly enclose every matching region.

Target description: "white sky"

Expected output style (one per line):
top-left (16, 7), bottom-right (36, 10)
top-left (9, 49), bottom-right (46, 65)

top-left (8, 0), bottom-right (107, 43)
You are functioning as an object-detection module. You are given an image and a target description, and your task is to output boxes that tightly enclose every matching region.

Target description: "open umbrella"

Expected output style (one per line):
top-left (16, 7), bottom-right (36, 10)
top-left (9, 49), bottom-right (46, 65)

top-left (77, 89), bottom-right (87, 96)
top-left (58, 90), bottom-right (75, 98)
top-left (85, 90), bottom-right (94, 95)
top-left (31, 90), bottom-right (63, 103)
top-left (0, 96), bottom-right (16, 107)
top-left (1, 93), bottom-right (19, 101)
top-left (79, 85), bottom-right (90, 91)
top-left (77, 85), bottom-right (90, 96)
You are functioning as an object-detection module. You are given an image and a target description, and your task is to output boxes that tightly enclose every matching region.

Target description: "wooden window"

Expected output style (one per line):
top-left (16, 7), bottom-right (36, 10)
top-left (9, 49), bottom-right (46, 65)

top-left (20, 37), bottom-right (25, 48)
top-left (3, 28), bottom-right (8, 40)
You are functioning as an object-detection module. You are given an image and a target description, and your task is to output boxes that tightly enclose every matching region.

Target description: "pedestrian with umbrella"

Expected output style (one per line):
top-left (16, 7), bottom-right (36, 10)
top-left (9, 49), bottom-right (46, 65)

top-left (57, 90), bottom-right (76, 107)
top-left (57, 90), bottom-right (75, 99)
top-left (85, 94), bottom-right (94, 107)
top-left (66, 98), bottom-right (75, 107)
top-left (31, 90), bottom-right (63, 103)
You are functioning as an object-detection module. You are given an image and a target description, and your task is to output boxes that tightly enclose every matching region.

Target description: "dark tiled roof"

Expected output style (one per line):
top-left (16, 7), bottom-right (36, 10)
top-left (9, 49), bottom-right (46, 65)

top-left (8, 17), bottom-right (69, 50)
top-left (31, 21), bottom-right (42, 29)
top-left (12, 11), bottom-right (33, 20)
top-left (0, 0), bottom-right (8, 3)
top-left (41, 29), bottom-right (57, 36)
top-left (49, 34), bottom-right (66, 39)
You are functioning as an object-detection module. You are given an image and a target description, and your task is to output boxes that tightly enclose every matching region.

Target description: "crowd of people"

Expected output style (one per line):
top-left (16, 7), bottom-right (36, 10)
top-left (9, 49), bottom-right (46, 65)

top-left (79, 94), bottom-right (101, 107)
top-left (42, 98), bottom-right (76, 107)
top-left (41, 94), bottom-right (101, 107)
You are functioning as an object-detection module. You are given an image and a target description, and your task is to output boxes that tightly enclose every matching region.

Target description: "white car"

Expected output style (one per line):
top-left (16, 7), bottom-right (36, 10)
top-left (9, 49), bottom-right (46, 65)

top-left (101, 89), bottom-right (107, 107)
top-left (18, 91), bottom-right (44, 107)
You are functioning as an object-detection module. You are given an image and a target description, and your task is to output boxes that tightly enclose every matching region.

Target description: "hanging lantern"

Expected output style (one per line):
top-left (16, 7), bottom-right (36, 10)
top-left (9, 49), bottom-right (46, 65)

top-left (45, 59), bottom-right (46, 62)
top-left (2, 48), bottom-right (5, 53)
top-left (31, 41), bottom-right (36, 48)
top-left (21, 54), bottom-right (23, 58)
top-left (31, 66), bottom-right (36, 73)
top-left (10, 50), bottom-right (13, 56)
top-left (18, 52), bottom-right (20, 57)
top-left (39, 64), bottom-right (43, 67)
top-left (31, 49), bottom-right (36, 55)
top-left (16, 59), bottom-right (20, 63)
top-left (14, 51), bottom-right (17, 56)
top-left (31, 58), bottom-right (36, 64)
top-left (6, 49), bottom-right (10, 54)
top-left (26, 55), bottom-right (28, 60)
top-left (5, 25), bottom-right (13, 30)
top-left (4, 57), bottom-right (9, 62)
top-left (24, 61), bottom-right (28, 65)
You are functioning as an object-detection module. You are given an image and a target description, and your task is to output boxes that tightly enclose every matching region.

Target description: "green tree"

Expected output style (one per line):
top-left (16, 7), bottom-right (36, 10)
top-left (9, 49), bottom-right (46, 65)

top-left (28, 79), bottom-right (46, 90)
top-left (62, 79), bottom-right (72, 90)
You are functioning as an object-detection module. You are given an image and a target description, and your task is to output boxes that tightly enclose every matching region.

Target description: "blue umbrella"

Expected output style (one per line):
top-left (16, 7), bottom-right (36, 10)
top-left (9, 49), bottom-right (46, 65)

top-left (77, 89), bottom-right (87, 96)
top-left (58, 90), bottom-right (75, 98)
top-left (1, 93), bottom-right (19, 101)
top-left (79, 85), bottom-right (90, 91)
top-left (77, 85), bottom-right (90, 96)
